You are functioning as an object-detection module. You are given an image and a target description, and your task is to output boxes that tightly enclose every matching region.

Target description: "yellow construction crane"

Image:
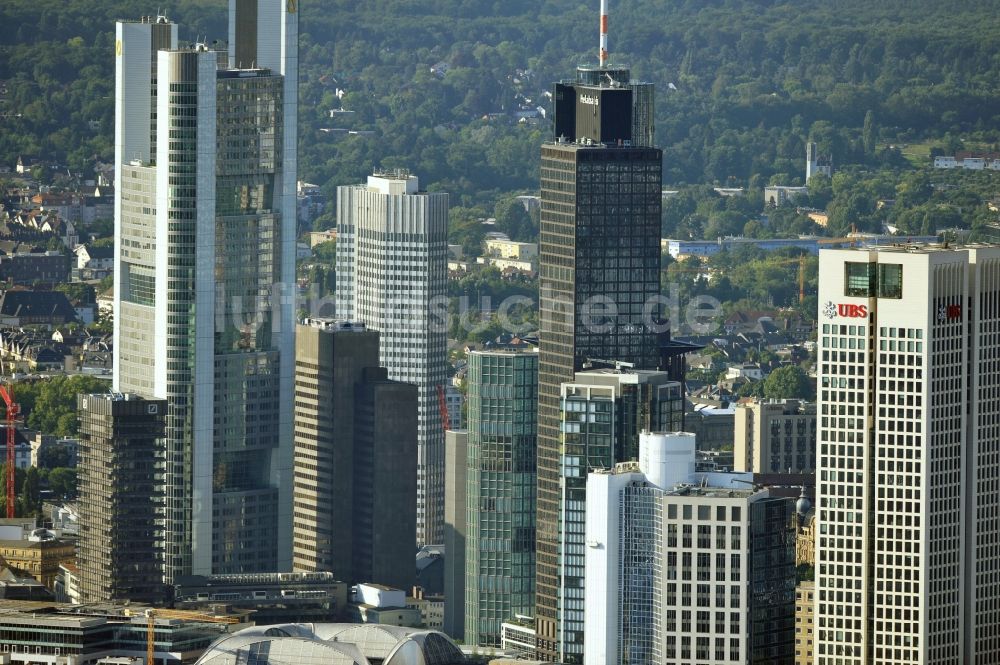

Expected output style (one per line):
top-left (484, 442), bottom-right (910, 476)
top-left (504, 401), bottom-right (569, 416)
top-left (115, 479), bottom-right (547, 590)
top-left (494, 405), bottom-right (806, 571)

top-left (126, 608), bottom-right (241, 665)
top-left (745, 255), bottom-right (810, 304)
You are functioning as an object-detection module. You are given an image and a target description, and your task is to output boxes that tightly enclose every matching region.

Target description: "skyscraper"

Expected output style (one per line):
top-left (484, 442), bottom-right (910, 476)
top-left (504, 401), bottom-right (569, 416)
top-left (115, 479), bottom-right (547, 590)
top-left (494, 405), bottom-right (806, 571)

top-left (292, 319), bottom-right (417, 591)
top-left (465, 349), bottom-right (539, 647)
top-left (336, 172), bottom-right (448, 547)
top-left (113, 0), bottom-right (297, 578)
top-left (536, 76), bottom-right (664, 662)
top-left (814, 245), bottom-right (1000, 663)
top-left (77, 393), bottom-right (168, 604)
top-left (554, 368), bottom-right (683, 660)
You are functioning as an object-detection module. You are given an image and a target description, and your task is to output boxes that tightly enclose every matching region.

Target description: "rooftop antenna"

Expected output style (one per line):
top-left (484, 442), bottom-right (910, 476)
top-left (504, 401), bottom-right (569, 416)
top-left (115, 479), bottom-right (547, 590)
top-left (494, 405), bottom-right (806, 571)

top-left (599, 0), bottom-right (610, 67)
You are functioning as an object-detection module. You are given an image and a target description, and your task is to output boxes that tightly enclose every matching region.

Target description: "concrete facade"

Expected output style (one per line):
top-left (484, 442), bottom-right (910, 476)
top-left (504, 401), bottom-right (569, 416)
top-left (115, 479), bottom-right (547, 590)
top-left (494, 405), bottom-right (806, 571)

top-left (292, 319), bottom-right (417, 591)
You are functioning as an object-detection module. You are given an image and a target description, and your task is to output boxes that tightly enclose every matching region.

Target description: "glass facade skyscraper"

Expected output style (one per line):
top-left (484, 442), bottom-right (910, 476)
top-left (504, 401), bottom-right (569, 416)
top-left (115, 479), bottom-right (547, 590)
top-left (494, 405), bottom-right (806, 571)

top-left (113, 0), bottom-right (297, 578)
top-left (465, 349), bottom-right (539, 647)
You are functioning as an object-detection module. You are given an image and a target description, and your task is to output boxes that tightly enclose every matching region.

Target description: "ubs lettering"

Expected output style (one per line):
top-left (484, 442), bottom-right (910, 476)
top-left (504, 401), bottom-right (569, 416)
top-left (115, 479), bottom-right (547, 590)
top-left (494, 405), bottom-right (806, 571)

top-left (837, 304), bottom-right (868, 318)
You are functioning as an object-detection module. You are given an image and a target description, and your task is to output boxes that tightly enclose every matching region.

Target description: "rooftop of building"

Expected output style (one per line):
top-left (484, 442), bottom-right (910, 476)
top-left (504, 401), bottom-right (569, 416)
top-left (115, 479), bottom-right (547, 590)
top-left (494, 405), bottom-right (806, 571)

top-left (195, 623), bottom-right (465, 665)
top-left (831, 241), bottom-right (1000, 255)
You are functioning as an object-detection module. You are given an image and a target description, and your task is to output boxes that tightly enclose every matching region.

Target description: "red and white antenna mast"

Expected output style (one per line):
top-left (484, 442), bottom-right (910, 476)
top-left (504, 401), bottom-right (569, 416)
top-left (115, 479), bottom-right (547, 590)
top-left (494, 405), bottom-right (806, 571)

top-left (599, 0), bottom-right (609, 67)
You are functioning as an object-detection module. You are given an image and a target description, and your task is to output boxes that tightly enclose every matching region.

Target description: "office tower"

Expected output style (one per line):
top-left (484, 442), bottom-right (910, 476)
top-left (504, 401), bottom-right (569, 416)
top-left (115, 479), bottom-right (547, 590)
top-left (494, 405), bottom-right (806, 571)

top-left (733, 399), bottom-right (817, 474)
top-left (585, 432), bottom-right (796, 665)
top-left (814, 245), bottom-right (1000, 663)
top-left (336, 172), bottom-right (448, 547)
top-left (113, 0), bottom-right (297, 578)
top-left (464, 349), bottom-right (539, 647)
top-left (553, 368), bottom-right (683, 660)
top-left (292, 319), bottom-right (417, 591)
top-left (536, 54), bottom-right (666, 659)
top-left (76, 393), bottom-right (168, 604)
top-left (443, 430), bottom-right (468, 640)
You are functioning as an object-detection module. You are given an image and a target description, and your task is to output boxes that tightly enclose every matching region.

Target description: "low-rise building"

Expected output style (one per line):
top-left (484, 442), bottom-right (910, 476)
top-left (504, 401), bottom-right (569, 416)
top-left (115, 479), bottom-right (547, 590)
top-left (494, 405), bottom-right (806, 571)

top-left (174, 572), bottom-right (349, 625)
top-left (0, 290), bottom-right (76, 326)
top-left (348, 583), bottom-right (423, 627)
top-left (407, 586), bottom-right (444, 630)
top-left (0, 601), bottom-right (243, 665)
top-left (0, 532), bottom-right (77, 590)
top-left (764, 186), bottom-right (809, 207)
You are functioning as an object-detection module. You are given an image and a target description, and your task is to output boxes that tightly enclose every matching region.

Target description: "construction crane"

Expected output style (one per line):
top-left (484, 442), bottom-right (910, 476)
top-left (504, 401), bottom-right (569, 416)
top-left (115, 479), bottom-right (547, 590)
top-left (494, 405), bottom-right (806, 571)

top-left (125, 608), bottom-right (241, 665)
top-left (0, 386), bottom-right (18, 518)
top-left (753, 256), bottom-right (809, 304)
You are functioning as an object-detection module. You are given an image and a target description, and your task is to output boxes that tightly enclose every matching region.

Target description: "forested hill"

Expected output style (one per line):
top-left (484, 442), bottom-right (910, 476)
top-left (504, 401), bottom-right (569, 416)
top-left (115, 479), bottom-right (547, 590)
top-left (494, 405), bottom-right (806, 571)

top-left (3, 0), bottom-right (1000, 208)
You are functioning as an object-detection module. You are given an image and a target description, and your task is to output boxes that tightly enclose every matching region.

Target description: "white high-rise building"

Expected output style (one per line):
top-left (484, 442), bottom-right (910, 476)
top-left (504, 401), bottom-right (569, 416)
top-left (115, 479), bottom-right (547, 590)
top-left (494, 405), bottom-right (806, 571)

top-left (585, 432), bottom-right (796, 665)
top-left (815, 245), bottom-right (1000, 663)
top-left (113, 0), bottom-right (297, 578)
top-left (336, 172), bottom-right (448, 546)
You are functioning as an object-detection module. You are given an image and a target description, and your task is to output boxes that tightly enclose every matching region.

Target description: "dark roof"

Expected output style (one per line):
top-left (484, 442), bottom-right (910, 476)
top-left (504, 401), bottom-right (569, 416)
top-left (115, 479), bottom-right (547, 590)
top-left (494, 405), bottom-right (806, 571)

top-left (83, 245), bottom-right (113, 260)
top-left (0, 291), bottom-right (76, 321)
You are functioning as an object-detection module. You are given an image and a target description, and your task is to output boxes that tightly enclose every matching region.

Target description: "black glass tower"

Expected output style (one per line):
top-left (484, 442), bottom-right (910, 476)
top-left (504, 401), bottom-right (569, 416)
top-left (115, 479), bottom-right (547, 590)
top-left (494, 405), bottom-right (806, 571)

top-left (535, 61), bottom-right (665, 661)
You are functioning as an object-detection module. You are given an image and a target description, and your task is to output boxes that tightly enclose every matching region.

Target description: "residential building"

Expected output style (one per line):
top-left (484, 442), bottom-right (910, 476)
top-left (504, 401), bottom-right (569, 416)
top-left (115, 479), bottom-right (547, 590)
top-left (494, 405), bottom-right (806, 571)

top-left (76, 393), bottom-right (167, 604)
top-left (174, 572), bottom-right (349, 625)
top-left (553, 369), bottom-right (683, 660)
top-left (733, 399), bottom-right (817, 474)
top-left (0, 290), bottom-right (76, 326)
top-left (537, 60), bottom-right (665, 659)
top-left (0, 533), bottom-right (75, 590)
top-left (112, 0), bottom-right (297, 578)
top-left (464, 349), bottom-right (538, 647)
top-left (0, 251), bottom-right (68, 285)
top-left (584, 432), bottom-right (796, 665)
top-left (443, 429), bottom-right (468, 641)
top-left (815, 245), bottom-right (1000, 663)
top-left (335, 172), bottom-right (448, 547)
top-left (764, 186), bottom-right (809, 207)
top-left (292, 319), bottom-right (417, 591)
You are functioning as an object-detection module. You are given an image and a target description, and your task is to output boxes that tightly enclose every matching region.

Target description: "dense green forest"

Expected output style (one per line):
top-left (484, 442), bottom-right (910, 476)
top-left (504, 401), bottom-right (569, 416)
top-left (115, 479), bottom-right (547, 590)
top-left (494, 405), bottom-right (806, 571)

top-left (3, 0), bottom-right (1000, 212)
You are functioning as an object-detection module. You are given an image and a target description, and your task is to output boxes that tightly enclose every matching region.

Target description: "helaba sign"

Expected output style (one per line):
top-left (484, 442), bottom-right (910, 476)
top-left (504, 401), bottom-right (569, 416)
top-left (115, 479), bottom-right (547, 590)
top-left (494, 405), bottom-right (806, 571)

top-left (823, 301), bottom-right (868, 319)
top-left (580, 95), bottom-right (599, 106)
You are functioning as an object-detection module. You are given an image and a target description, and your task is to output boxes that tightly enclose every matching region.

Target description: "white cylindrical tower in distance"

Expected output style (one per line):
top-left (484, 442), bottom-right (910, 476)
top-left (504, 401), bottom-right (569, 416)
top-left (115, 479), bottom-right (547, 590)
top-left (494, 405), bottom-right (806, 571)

top-left (599, 0), bottom-right (609, 66)
top-left (639, 431), bottom-right (697, 490)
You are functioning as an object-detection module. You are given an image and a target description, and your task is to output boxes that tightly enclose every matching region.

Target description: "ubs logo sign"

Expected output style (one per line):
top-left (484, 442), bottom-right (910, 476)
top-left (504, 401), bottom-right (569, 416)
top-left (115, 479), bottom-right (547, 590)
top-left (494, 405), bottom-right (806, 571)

top-left (823, 301), bottom-right (868, 319)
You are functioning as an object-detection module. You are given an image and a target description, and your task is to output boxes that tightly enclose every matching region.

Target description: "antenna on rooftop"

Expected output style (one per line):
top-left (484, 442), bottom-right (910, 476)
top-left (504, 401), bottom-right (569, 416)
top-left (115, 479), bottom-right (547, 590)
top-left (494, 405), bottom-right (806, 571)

top-left (599, 0), bottom-right (610, 67)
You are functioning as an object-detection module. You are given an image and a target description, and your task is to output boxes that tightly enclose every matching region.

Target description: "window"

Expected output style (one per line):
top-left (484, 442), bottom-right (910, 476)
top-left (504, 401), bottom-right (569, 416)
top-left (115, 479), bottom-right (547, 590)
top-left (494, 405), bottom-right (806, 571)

top-left (878, 263), bottom-right (903, 298)
top-left (845, 262), bottom-right (875, 297)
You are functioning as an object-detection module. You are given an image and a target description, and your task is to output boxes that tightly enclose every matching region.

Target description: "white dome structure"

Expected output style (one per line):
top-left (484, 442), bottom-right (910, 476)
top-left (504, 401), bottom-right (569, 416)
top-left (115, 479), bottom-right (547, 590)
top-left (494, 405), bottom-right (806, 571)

top-left (195, 623), bottom-right (465, 665)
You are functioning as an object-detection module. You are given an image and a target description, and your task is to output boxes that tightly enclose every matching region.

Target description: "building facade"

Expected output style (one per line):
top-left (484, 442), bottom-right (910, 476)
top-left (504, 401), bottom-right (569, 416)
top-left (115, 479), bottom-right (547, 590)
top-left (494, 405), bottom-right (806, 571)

top-left (553, 369), bottom-right (683, 660)
top-left (815, 245), bottom-right (1000, 663)
top-left (795, 580), bottom-right (815, 665)
top-left (76, 393), bottom-right (167, 604)
top-left (733, 399), bottom-right (817, 474)
top-left (443, 430), bottom-right (468, 641)
top-left (292, 319), bottom-right (417, 591)
top-left (112, 0), bottom-right (297, 578)
top-left (335, 173), bottom-right (448, 547)
top-left (464, 350), bottom-right (538, 647)
top-left (584, 432), bottom-right (797, 665)
top-left (174, 571), bottom-right (349, 625)
top-left (536, 136), bottom-right (664, 663)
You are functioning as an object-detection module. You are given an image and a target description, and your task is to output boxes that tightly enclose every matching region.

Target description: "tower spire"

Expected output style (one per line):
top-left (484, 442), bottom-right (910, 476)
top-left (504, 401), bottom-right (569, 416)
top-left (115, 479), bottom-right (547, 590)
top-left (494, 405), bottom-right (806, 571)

top-left (599, 0), bottom-right (609, 67)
